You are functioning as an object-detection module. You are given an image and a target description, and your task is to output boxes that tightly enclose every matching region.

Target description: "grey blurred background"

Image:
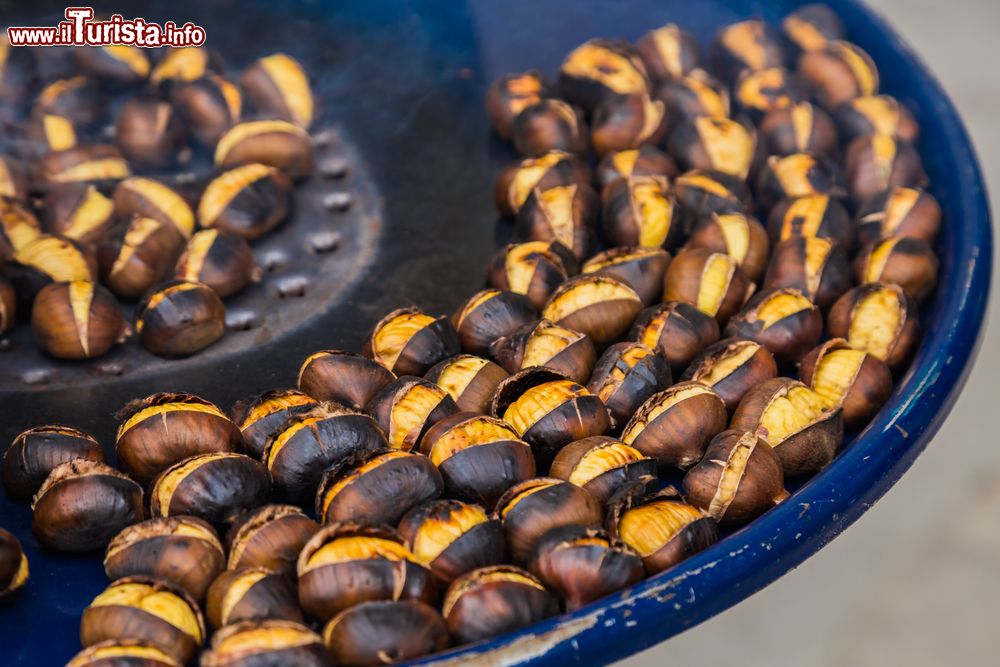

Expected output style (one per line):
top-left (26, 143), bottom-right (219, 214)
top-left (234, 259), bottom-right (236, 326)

top-left (627, 1), bottom-right (1000, 665)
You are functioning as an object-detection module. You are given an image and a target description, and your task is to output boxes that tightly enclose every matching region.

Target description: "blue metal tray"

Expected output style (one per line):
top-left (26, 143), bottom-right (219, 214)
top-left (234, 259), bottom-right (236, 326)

top-left (0, 0), bottom-right (992, 665)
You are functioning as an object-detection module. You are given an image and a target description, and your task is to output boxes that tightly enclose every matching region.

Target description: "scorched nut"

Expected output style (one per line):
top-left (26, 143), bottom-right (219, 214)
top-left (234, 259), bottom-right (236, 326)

top-left (398, 498), bottom-right (506, 583)
top-left (488, 318), bottom-right (596, 385)
top-left (607, 491), bottom-right (718, 574)
top-left (363, 307), bottom-right (460, 377)
top-left (826, 281), bottom-right (920, 371)
top-left (225, 504), bottom-right (320, 576)
top-left (298, 349), bottom-right (396, 411)
top-left (799, 337), bottom-right (893, 430)
top-left (2, 424), bottom-right (104, 500)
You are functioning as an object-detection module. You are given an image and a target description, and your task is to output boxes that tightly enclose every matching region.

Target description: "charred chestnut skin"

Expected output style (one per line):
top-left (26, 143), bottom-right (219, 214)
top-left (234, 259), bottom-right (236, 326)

top-left (629, 301), bottom-right (720, 372)
top-left (214, 120), bottom-right (314, 180)
top-left (558, 39), bottom-right (650, 112)
top-left (399, 499), bottom-right (507, 583)
top-left (67, 639), bottom-right (181, 667)
top-left (654, 70), bottom-right (730, 125)
top-left (512, 98), bottom-right (588, 157)
top-left (40, 183), bottom-right (114, 245)
top-left (767, 193), bottom-right (855, 250)
top-left (425, 355), bottom-right (510, 415)
top-left (590, 92), bottom-right (667, 156)
top-left (686, 213), bottom-right (771, 282)
top-left (0, 528), bottom-right (29, 602)
top-left (636, 23), bottom-right (702, 83)
top-left (682, 338), bottom-right (779, 411)
top-left (488, 318), bottom-right (596, 385)
top-left (799, 338), bottom-right (894, 431)
top-left (834, 95), bottom-right (919, 145)
top-left (855, 187), bottom-right (941, 246)
top-left (515, 182), bottom-right (599, 261)
top-left (115, 98), bottom-right (185, 169)
top-left (826, 282), bottom-right (921, 372)
top-left (781, 4), bottom-right (845, 57)
top-left (206, 567), bottom-right (303, 629)
top-left (452, 289), bottom-right (537, 356)
top-left (756, 152), bottom-right (845, 209)
top-left (762, 236), bottom-right (852, 310)
top-left (662, 248), bottom-right (754, 325)
top-left (799, 41), bottom-right (879, 109)
top-left (526, 525), bottom-right (643, 611)
top-left (549, 436), bottom-right (658, 504)
top-left (493, 152), bottom-right (590, 218)
top-left (582, 246), bottom-right (671, 306)
top-left (200, 620), bottom-right (327, 667)
top-left (364, 376), bottom-right (459, 452)
top-left (541, 274), bottom-right (644, 347)
top-left (225, 504), bottom-right (320, 575)
top-left (486, 71), bottom-right (546, 140)
top-left (240, 53), bottom-right (315, 128)
top-left (3, 424), bottom-right (104, 500)
top-left (724, 288), bottom-right (824, 365)
top-left (33, 144), bottom-right (131, 189)
top-left (668, 116), bottom-right (756, 179)
top-left (853, 235), bottom-right (938, 303)
top-left (197, 163), bottom-right (291, 240)
top-left (486, 241), bottom-right (572, 310)
top-left (709, 20), bottom-right (785, 83)
top-left (759, 101), bottom-right (839, 157)
top-left (595, 146), bottom-right (678, 194)
top-left (31, 281), bottom-right (127, 360)
top-left (170, 75), bottom-right (242, 147)
top-left (74, 46), bottom-right (150, 86)
top-left (136, 280), bottom-right (226, 358)
top-left (32, 459), bottom-right (144, 553)
top-left (298, 349), bottom-right (396, 411)
top-left (324, 600), bottom-right (449, 667)
top-left (112, 177), bottom-right (195, 241)
top-left (586, 342), bottom-right (672, 429)
top-left (103, 516), bottom-right (224, 601)
top-left (33, 77), bottom-right (105, 128)
top-left (683, 430), bottom-right (788, 524)
top-left (601, 177), bottom-right (683, 252)
top-left (232, 389), bottom-right (318, 460)
top-left (363, 307), bottom-right (461, 377)
top-left (174, 230), bottom-right (259, 298)
top-left (845, 134), bottom-right (926, 203)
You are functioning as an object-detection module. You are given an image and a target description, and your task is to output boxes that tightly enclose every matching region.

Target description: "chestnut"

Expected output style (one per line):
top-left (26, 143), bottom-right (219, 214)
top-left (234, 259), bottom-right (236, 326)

top-left (452, 289), bottom-right (537, 356)
top-left (668, 116), bottom-right (756, 179)
top-left (486, 71), bottom-right (546, 140)
top-left (733, 67), bottom-right (808, 119)
top-left (601, 176), bottom-right (684, 251)
top-left (682, 338), bottom-right (778, 411)
top-left (114, 98), bottom-right (185, 169)
top-left (232, 389), bottom-right (317, 460)
top-left (399, 499), bottom-right (506, 582)
top-left (511, 98), bottom-right (588, 157)
top-left (590, 92), bottom-right (667, 156)
top-left (296, 523), bottom-right (436, 621)
top-left (491, 368), bottom-right (611, 467)
top-left (709, 19), bottom-right (785, 83)
top-left (323, 600), bottom-right (449, 667)
top-left (201, 620), bottom-right (327, 667)
top-left (581, 246), bottom-right (671, 305)
top-left (586, 341), bottom-right (672, 428)
top-left (594, 145), bottom-right (678, 193)
top-left (629, 301), bottom-right (720, 371)
top-left (767, 193), bottom-right (854, 250)
top-left (0, 528), bottom-right (29, 602)
top-left (214, 120), bottom-right (314, 179)
top-left (515, 181), bottom-right (599, 260)
top-left (854, 235), bottom-right (938, 303)
top-left (0, 156), bottom-right (29, 202)
top-left (149, 453), bottom-right (270, 528)
top-left (759, 101), bottom-right (839, 157)
top-left (550, 436), bottom-right (657, 504)
top-left (620, 382), bottom-right (728, 470)
top-left (115, 392), bottom-right (243, 484)
top-left (655, 69), bottom-right (730, 123)
top-left (781, 4), bottom-right (845, 56)
top-left (0, 36), bottom-right (35, 110)
top-left (495, 477), bottom-right (602, 562)
top-left (683, 430), bottom-right (788, 524)
top-left (2, 424), bottom-right (103, 500)
top-left (8, 234), bottom-right (95, 300)
top-left (197, 163), bottom-right (292, 240)
top-left (316, 449), bottom-right (443, 526)
top-left (672, 169), bottom-right (752, 232)
top-left (542, 275), bottom-right (642, 347)
top-left (66, 640), bottom-right (182, 667)
top-left (425, 355), bottom-right (509, 414)
top-left (264, 402), bottom-right (386, 503)
top-left (845, 134), bottom-right (926, 203)
top-left (834, 95), bottom-right (919, 145)
top-left (206, 567), bottom-right (303, 629)
top-left (662, 248), bottom-right (754, 324)
top-left (526, 525), bottom-right (643, 611)
top-left (31, 459), bottom-right (144, 552)
top-left (135, 280), bottom-right (227, 358)
top-left (856, 187), bottom-right (941, 246)
top-left (298, 349), bottom-right (396, 411)
top-left (762, 236), bottom-right (852, 310)
top-left (363, 307), bottom-right (460, 377)
top-left (33, 76), bottom-right (105, 127)
top-left (113, 177), bottom-right (196, 240)
top-left (104, 516), bottom-right (224, 601)
top-left (493, 151), bottom-right (590, 217)
top-left (731, 377), bottom-right (843, 476)
top-left (80, 576), bottom-right (204, 666)
top-left (174, 229), bottom-right (260, 298)
top-left (442, 565), bottom-right (558, 644)
top-left (225, 504), bottom-right (320, 575)
top-left (150, 47), bottom-right (217, 86)
top-left (724, 288), bottom-right (823, 365)
top-left (799, 41), bottom-right (879, 109)
top-left (486, 241), bottom-right (573, 310)
top-left (170, 75), bottom-right (242, 147)
top-left (241, 53), bottom-right (315, 128)
top-left (419, 412), bottom-right (535, 509)
top-left (40, 183), bottom-right (115, 245)
top-left (826, 282), bottom-right (920, 372)
top-left (686, 212), bottom-right (771, 281)
top-left (800, 338), bottom-right (894, 431)
top-left (607, 491), bottom-right (717, 574)
top-left (0, 278), bottom-right (13, 334)
top-left (636, 23), bottom-right (701, 83)
top-left (558, 39), bottom-right (650, 112)
top-left (17, 110), bottom-right (78, 161)
top-left (364, 376), bottom-right (459, 451)
top-left (75, 45), bottom-right (150, 85)
top-left (31, 281), bottom-right (127, 360)
top-left (33, 144), bottom-right (131, 188)
top-left (756, 152), bottom-right (844, 208)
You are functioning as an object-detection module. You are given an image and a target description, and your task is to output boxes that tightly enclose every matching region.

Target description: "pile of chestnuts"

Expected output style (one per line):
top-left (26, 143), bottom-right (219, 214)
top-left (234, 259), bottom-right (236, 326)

top-left (0, 4), bottom-right (943, 666)
top-left (0, 44), bottom-right (318, 360)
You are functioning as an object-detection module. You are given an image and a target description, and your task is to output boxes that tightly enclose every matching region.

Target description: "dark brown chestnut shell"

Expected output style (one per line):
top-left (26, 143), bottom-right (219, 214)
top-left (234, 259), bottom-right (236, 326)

top-left (363, 307), bottom-right (461, 377)
top-left (3, 424), bottom-right (104, 500)
top-left (364, 376), bottom-right (459, 451)
top-left (200, 620), bottom-right (327, 667)
top-left (488, 318), bottom-right (596, 385)
top-left (549, 436), bottom-right (658, 504)
top-left (681, 338), bottom-right (779, 411)
top-left (581, 246), bottom-right (672, 306)
top-left (399, 499), bottom-right (507, 583)
top-left (225, 504), bottom-right (320, 575)
top-left (724, 288), bottom-right (824, 365)
top-left (799, 337), bottom-right (894, 431)
top-left (586, 342), bottom-right (672, 429)
top-left (232, 389), bottom-right (318, 460)
top-left (629, 301), bottom-right (720, 372)
top-left (425, 355), bottom-right (510, 415)
top-left (826, 282), bottom-right (921, 372)
top-left (762, 236), bottom-right (852, 310)
top-left (205, 567), bottom-right (303, 629)
top-left (452, 289), bottom-right (537, 356)
top-left (135, 280), bottom-right (226, 358)
top-left (323, 600), bottom-right (450, 666)
top-left (298, 349), bottom-right (397, 411)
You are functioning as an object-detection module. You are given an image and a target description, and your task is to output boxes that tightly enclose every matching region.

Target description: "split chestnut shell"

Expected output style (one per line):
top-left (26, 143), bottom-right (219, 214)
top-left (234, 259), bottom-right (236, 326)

top-left (399, 499), bottom-right (506, 583)
top-left (443, 565), bottom-right (558, 644)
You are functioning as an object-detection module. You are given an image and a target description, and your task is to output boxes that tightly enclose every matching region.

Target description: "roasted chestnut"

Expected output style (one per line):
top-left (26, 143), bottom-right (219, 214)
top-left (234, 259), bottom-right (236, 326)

top-left (201, 620), bottom-right (327, 667)
top-left (104, 516), bottom-right (224, 601)
top-left (762, 236), bottom-right (852, 310)
top-left (733, 67), bottom-right (808, 119)
top-left (225, 504), bottom-right (320, 575)
top-left (364, 376), bottom-right (459, 451)
top-left (668, 116), bottom-right (756, 179)
top-left (731, 377), bottom-right (843, 475)
top-left (31, 459), bottom-right (144, 552)
top-left (170, 74), bottom-right (242, 147)
top-left (174, 229), bottom-right (259, 298)
top-left (515, 182), bottom-right (599, 260)
top-left (683, 430), bottom-right (787, 524)
top-left (0, 528), bottom-right (29, 602)
top-left (586, 342), bottom-right (672, 428)
top-left (486, 241), bottom-right (573, 310)
top-left (241, 53), bottom-right (315, 128)
top-left (363, 307), bottom-right (460, 377)
top-left (33, 76), bottom-right (104, 127)
top-left (0, 278), bottom-right (13, 334)
top-left (419, 412), bottom-right (535, 509)
top-left (709, 19), bottom-right (785, 83)
top-left (682, 338), bottom-right (778, 411)
top-left (594, 145), bottom-right (678, 193)
top-left (558, 39), bottom-right (650, 111)
top-left (149, 453), bottom-right (270, 528)
top-left (853, 235), bottom-right (938, 303)
top-left (215, 120), bottom-right (314, 179)
top-left (800, 338), bottom-right (894, 430)
top-left (767, 193), bottom-right (854, 250)
top-left (601, 176), bottom-right (683, 251)
top-left (799, 40), bottom-right (879, 109)
top-left (834, 95), bottom-right (919, 145)
top-left (662, 248), bottom-right (754, 324)
top-left (541, 275), bottom-right (643, 347)
top-left (316, 449), bottom-right (443, 526)
top-left (781, 4), bottom-right (845, 56)
top-left (75, 45), bottom-right (150, 85)
top-left (486, 71), bottom-right (546, 140)
top-left (323, 600), bottom-right (449, 667)
top-left (197, 163), bottom-right (292, 240)
top-left (40, 183), bottom-right (114, 245)
top-left (686, 212), bottom-right (771, 281)
top-left (80, 576), bottom-right (204, 666)
top-left (136, 280), bottom-right (227, 358)
top-left (495, 477), bottom-right (603, 562)
top-left (826, 282), bottom-right (920, 372)
top-left (724, 288), bottom-right (823, 365)
top-left (590, 92), bottom-right (667, 156)
top-left (756, 152), bottom-right (844, 208)
top-left (526, 525), bottom-right (643, 611)
top-left (855, 186), bottom-right (941, 246)
top-left (425, 355), bottom-right (509, 414)
top-left (298, 349), bottom-right (396, 411)
top-left (550, 436), bottom-right (657, 504)
top-left (399, 499), bottom-right (506, 582)
top-left (655, 69), bottom-right (730, 123)
top-left (2, 424), bottom-right (103, 500)
top-left (113, 176), bottom-right (196, 240)
top-left (452, 289), bottom-right (537, 356)
top-left (759, 101), bottom-right (839, 157)
top-left (150, 47), bottom-right (217, 86)
top-left (672, 169), bottom-right (751, 230)
top-left (31, 281), bottom-right (127, 360)
top-left (33, 144), bottom-right (131, 188)
top-left (636, 23), bottom-right (701, 83)
top-left (493, 151), bottom-right (589, 217)
top-left (114, 98), bottom-right (185, 168)
top-left (442, 565), bottom-right (558, 644)
top-left (264, 402), bottom-right (386, 502)
top-left (8, 234), bottom-right (95, 299)
top-left (0, 36), bottom-right (35, 110)
top-left (620, 382), bottom-right (728, 470)
top-left (296, 523), bottom-right (436, 621)
top-left (232, 389), bottom-right (318, 460)
top-left (206, 567), bottom-right (303, 629)
top-left (0, 156), bottom-right (29, 203)
top-left (512, 98), bottom-right (588, 157)
top-left (66, 640), bottom-right (181, 667)
top-left (630, 301), bottom-right (720, 371)
top-left (607, 492), bottom-right (717, 574)
top-left (845, 134), bottom-right (926, 203)
top-left (582, 246), bottom-right (671, 305)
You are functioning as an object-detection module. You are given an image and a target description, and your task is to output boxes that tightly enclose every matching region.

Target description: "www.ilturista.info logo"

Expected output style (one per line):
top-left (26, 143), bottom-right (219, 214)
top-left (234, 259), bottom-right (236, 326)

top-left (6, 7), bottom-right (206, 48)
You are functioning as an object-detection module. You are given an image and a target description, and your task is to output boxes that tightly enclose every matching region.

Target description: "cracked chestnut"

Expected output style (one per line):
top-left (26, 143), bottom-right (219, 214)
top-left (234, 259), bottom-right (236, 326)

top-left (241, 53), bottom-right (315, 128)
top-left (686, 212), bottom-right (771, 282)
top-left (215, 120), bottom-right (314, 179)
top-left (75, 45), bottom-right (150, 85)
top-left (115, 98), bottom-right (185, 169)
top-left (826, 282), bottom-right (920, 372)
top-left (724, 288), bottom-right (823, 365)
top-left (515, 181), bottom-right (599, 260)
top-left (733, 67), bottom-right (808, 119)
top-left (452, 289), bottom-right (537, 356)
top-left (363, 307), bottom-right (460, 377)
top-left (365, 376), bottom-right (458, 451)
top-left (630, 301), bottom-right (720, 372)
top-left (781, 4), bottom-right (845, 56)
top-left (486, 71), bottom-right (546, 140)
top-left (759, 101), bottom-right (839, 157)
top-left (655, 69), bottom-right (730, 123)
top-left (799, 40), bottom-right (879, 109)
top-left (170, 75), bottom-right (242, 147)
top-left (595, 145), bottom-right (678, 193)
top-left (136, 280), bottom-right (227, 357)
top-left (856, 186), bottom-right (941, 246)
top-left (2, 424), bottom-right (103, 500)
top-left (550, 436), bottom-right (657, 504)
top-left (709, 19), bottom-right (785, 83)
top-left (113, 177), bottom-right (196, 240)
top-left (668, 116), bottom-right (756, 179)
top-left (40, 183), bottom-right (114, 245)
top-left (845, 134), bottom-right (926, 203)
top-left (232, 389), bottom-right (318, 459)
top-left (33, 144), bottom-right (130, 188)
top-left (601, 176), bottom-right (683, 251)
top-left (31, 281), bottom-right (127, 360)
top-left (582, 246), bottom-right (671, 305)
top-left (834, 95), bottom-right (919, 145)
top-left (672, 169), bottom-right (751, 232)
top-left (206, 567), bottom-right (303, 629)
top-left (682, 338), bottom-right (778, 411)
top-left (493, 151), bottom-right (589, 217)
top-left (150, 47), bottom-right (219, 87)
top-left (149, 453), bottom-right (270, 529)
top-left (495, 477), bottom-right (602, 562)
top-left (799, 338), bottom-right (894, 431)
top-left (486, 241), bottom-right (574, 310)
top-left (489, 317), bottom-right (598, 384)
top-left (425, 355), bottom-right (509, 414)
top-left (174, 229), bottom-right (260, 298)
top-left (33, 76), bottom-right (104, 127)
top-left (756, 152), bottom-right (844, 209)
top-left (662, 248), bottom-right (754, 324)
top-left (201, 620), bottom-right (326, 667)
top-left (767, 193), bottom-right (854, 250)
top-left (7, 234), bottom-right (95, 302)
top-left (225, 504), bottom-right (319, 575)
top-left (298, 349), bottom-right (396, 411)
top-left (762, 236), bottom-right (852, 310)
top-left (0, 528), bottom-right (28, 602)
top-left (586, 342), bottom-right (672, 429)
top-left (853, 235), bottom-right (938, 303)
top-left (511, 98), bottom-right (587, 157)
top-left (636, 23), bottom-right (701, 83)
top-left (99, 216), bottom-right (184, 299)
top-left (542, 274), bottom-right (643, 347)
top-left (197, 163), bottom-right (292, 240)
top-left (607, 491), bottom-right (717, 574)
top-left (591, 92), bottom-right (667, 156)
top-left (0, 36), bottom-right (35, 110)
top-left (324, 600), bottom-right (449, 667)
top-left (399, 499), bottom-right (506, 583)
top-left (558, 39), bottom-right (649, 112)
